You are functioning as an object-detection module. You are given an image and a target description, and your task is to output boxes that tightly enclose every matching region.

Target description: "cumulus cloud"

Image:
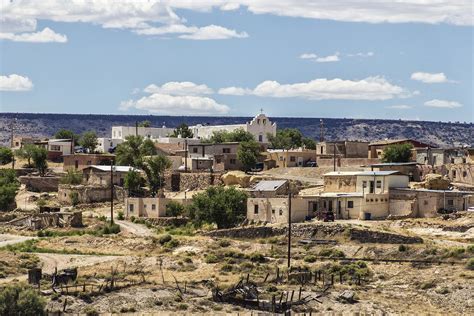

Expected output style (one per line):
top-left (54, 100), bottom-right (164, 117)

top-left (144, 81), bottom-right (214, 96)
top-left (0, 74), bottom-right (33, 91)
top-left (120, 94), bottom-right (230, 115)
top-left (299, 53), bottom-right (317, 59)
top-left (299, 52), bottom-right (340, 63)
top-left (0, 27), bottom-right (67, 43)
top-left (347, 52), bottom-right (375, 57)
top-left (179, 25), bottom-right (248, 40)
top-left (410, 72), bottom-right (450, 83)
top-left (424, 99), bottom-right (462, 108)
top-left (387, 105), bottom-right (413, 109)
top-left (219, 77), bottom-right (409, 101)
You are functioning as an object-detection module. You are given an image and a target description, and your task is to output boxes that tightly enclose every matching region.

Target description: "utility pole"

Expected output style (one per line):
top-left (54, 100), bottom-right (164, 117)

top-left (319, 119), bottom-right (324, 142)
top-left (135, 121), bottom-right (138, 137)
top-left (110, 159), bottom-right (114, 224)
top-left (184, 139), bottom-right (188, 172)
top-left (11, 118), bottom-right (16, 169)
top-left (287, 188), bottom-right (292, 269)
top-left (333, 143), bottom-right (336, 171)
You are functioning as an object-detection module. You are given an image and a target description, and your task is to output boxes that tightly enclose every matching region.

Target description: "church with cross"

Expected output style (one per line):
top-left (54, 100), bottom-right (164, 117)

top-left (190, 111), bottom-right (277, 143)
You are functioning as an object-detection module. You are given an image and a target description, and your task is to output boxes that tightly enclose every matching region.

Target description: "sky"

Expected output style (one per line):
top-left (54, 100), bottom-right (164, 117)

top-left (0, 0), bottom-right (473, 122)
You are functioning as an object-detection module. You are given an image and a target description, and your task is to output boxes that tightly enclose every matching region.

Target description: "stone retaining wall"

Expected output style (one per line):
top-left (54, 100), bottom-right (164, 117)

top-left (19, 175), bottom-right (60, 192)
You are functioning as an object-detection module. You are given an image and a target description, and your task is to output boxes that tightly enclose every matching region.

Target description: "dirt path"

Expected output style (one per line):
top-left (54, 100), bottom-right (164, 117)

top-left (115, 220), bottom-right (154, 237)
top-left (0, 234), bottom-right (36, 247)
top-left (37, 253), bottom-right (121, 274)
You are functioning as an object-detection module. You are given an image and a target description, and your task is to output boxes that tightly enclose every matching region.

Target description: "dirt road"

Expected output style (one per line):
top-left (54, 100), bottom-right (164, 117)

top-left (0, 234), bottom-right (36, 247)
top-left (115, 220), bottom-right (154, 237)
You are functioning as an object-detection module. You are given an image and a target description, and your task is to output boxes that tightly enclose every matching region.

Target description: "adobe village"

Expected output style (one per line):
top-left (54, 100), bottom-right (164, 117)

top-left (0, 113), bottom-right (473, 315)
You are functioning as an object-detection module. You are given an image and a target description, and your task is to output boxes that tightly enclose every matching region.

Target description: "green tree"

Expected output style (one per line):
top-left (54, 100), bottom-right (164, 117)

top-left (0, 284), bottom-right (46, 316)
top-left (124, 169), bottom-right (143, 197)
top-left (31, 147), bottom-right (48, 176)
top-left (138, 120), bottom-right (152, 127)
top-left (14, 144), bottom-right (36, 167)
top-left (170, 123), bottom-right (194, 138)
top-left (207, 128), bottom-right (254, 144)
top-left (268, 128), bottom-right (304, 149)
top-left (382, 143), bottom-right (414, 163)
top-left (79, 131), bottom-right (98, 153)
top-left (0, 147), bottom-right (13, 165)
top-left (54, 129), bottom-right (79, 144)
top-left (187, 186), bottom-right (247, 229)
top-left (142, 155), bottom-right (172, 197)
top-left (0, 169), bottom-right (19, 211)
top-left (237, 140), bottom-right (261, 172)
top-left (60, 169), bottom-right (83, 185)
top-left (115, 135), bottom-right (157, 168)
top-left (165, 201), bottom-right (184, 217)
top-left (302, 137), bottom-right (317, 150)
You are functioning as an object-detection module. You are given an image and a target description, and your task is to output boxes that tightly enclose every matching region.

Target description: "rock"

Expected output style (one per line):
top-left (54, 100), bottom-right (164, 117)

top-left (411, 173), bottom-right (450, 190)
top-left (221, 171), bottom-right (252, 187)
top-left (337, 290), bottom-right (357, 304)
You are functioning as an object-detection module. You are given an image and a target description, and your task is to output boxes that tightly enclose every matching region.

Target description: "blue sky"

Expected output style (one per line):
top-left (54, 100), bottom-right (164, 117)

top-left (0, 1), bottom-right (472, 122)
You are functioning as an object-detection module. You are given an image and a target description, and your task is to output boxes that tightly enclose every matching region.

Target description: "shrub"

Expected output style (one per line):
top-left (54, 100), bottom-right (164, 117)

top-left (60, 169), bottom-right (83, 185)
top-left (69, 191), bottom-right (80, 206)
top-left (420, 280), bottom-right (437, 290)
top-left (304, 255), bottom-right (317, 263)
top-left (220, 264), bottom-right (233, 272)
top-left (158, 234), bottom-right (172, 245)
top-left (165, 201), bottom-right (184, 217)
top-left (444, 247), bottom-right (466, 258)
top-left (84, 306), bottom-right (99, 316)
top-left (100, 223), bottom-right (121, 235)
top-left (249, 252), bottom-right (266, 263)
top-left (205, 254), bottom-right (219, 264)
top-left (398, 245), bottom-right (408, 252)
top-left (177, 303), bottom-right (188, 310)
top-left (466, 258), bottom-right (474, 271)
top-left (117, 211), bottom-right (124, 220)
top-left (467, 245), bottom-right (474, 253)
top-left (0, 147), bottom-right (13, 165)
top-left (319, 248), bottom-right (345, 258)
top-left (0, 284), bottom-right (46, 316)
top-left (217, 239), bottom-right (231, 248)
top-left (163, 238), bottom-right (179, 249)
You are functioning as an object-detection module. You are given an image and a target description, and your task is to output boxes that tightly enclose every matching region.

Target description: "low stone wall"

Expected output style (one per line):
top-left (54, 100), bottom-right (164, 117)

top-left (317, 158), bottom-right (380, 168)
top-left (19, 175), bottom-right (60, 192)
top-left (349, 228), bottom-right (423, 244)
top-left (141, 217), bottom-right (189, 227)
top-left (58, 184), bottom-right (125, 205)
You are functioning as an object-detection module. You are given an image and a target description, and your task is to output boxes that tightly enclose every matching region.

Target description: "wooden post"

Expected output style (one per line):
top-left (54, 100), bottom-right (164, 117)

top-left (331, 274), bottom-right (334, 285)
top-left (298, 287), bottom-right (302, 300)
top-left (287, 191), bottom-right (292, 270)
top-left (279, 292), bottom-right (284, 304)
top-left (340, 272), bottom-right (343, 284)
top-left (264, 273), bottom-right (270, 282)
top-left (272, 295), bottom-right (276, 313)
top-left (63, 298), bottom-right (67, 312)
top-left (290, 290), bottom-right (294, 302)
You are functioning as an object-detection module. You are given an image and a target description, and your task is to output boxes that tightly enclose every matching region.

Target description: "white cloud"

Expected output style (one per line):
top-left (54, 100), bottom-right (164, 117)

top-left (219, 76), bottom-right (409, 101)
top-left (179, 25), bottom-right (248, 40)
top-left (0, 74), bottom-right (33, 91)
top-left (299, 53), bottom-right (317, 59)
top-left (424, 99), bottom-right (462, 108)
top-left (218, 86), bottom-right (252, 96)
top-left (144, 81), bottom-right (214, 96)
top-left (347, 52), bottom-right (375, 57)
top-left (0, 27), bottom-right (67, 43)
top-left (299, 52), bottom-right (340, 63)
top-left (387, 105), bottom-right (413, 109)
top-left (134, 24), bottom-right (197, 36)
top-left (120, 93), bottom-right (229, 115)
top-left (315, 54), bottom-right (340, 63)
top-left (410, 72), bottom-right (450, 83)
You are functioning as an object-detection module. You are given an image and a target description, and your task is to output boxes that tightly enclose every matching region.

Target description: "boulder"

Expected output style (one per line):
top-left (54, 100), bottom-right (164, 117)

top-left (221, 171), bottom-right (252, 187)
top-left (411, 173), bottom-right (450, 190)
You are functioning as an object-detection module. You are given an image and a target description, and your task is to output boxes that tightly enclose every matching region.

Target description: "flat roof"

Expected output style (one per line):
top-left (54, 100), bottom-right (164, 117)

top-left (392, 188), bottom-right (474, 194)
top-left (367, 162), bottom-right (419, 167)
top-left (250, 180), bottom-right (287, 191)
top-left (324, 171), bottom-right (401, 176)
top-left (83, 165), bottom-right (139, 172)
top-left (319, 192), bottom-right (364, 198)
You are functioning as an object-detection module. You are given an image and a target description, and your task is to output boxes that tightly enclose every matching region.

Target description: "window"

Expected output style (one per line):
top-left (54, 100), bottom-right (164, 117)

top-left (452, 170), bottom-right (456, 177)
top-left (87, 160), bottom-right (92, 165)
top-left (257, 119), bottom-right (260, 124)
top-left (259, 135), bottom-right (263, 142)
top-left (144, 204), bottom-right (147, 209)
top-left (279, 156), bottom-right (284, 161)
top-left (447, 199), bottom-right (454, 206)
top-left (362, 181), bottom-right (367, 188)
top-left (193, 148), bottom-right (198, 153)
top-left (129, 204), bottom-right (134, 212)
top-left (152, 204), bottom-right (156, 210)
top-left (254, 204), bottom-right (259, 214)
top-left (272, 209), bottom-right (275, 214)
top-left (216, 158), bottom-right (221, 164)
top-left (50, 145), bottom-right (61, 151)
top-left (451, 158), bottom-right (455, 163)
top-left (230, 158), bottom-right (236, 164)
top-left (279, 209), bottom-right (283, 216)
top-left (424, 200), bottom-right (428, 205)
top-left (375, 198), bottom-right (378, 202)
top-left (263, 119), bottom-right (266, 125)
top-left (370, 199), bottom-right (374, 202)
top-left (462, 158), bottom-right (466, 163)
top-left (290, 156), bottom-right (296, 162)
top-left (223, 148), bottom-right (231, 153)
top-left (463, 171), bottom-right (467, 178)
top-left (376, 180), bottom-right (382, 188)
top-left (347, 201), bottom-right (354, 208)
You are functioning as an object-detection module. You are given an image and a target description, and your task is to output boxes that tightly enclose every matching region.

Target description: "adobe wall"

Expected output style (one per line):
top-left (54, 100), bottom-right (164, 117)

top-left (58, 184), bottom-right (125, 205)
top-left (165, 172), bottom-right (224, 191)
top-left (19, 175), bottom-right (60, 192)
top-left (317, 158), bottom-right (380, 167)
top-left (323, 175), bottom-right (357, 192)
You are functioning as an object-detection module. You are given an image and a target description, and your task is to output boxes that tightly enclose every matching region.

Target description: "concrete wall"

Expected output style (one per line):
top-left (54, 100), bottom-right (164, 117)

top-left (96, 138), bottom-right (123, 153)
top-left (125, 197), bottom-right (191, 218)
top-left (247, 197), bottom-right (309, 224)
top-left (112, 126), bottom-right (174, 140)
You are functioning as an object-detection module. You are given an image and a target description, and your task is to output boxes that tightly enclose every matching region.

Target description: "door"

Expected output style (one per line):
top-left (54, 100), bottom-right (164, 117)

top-left (369, 181), bottom-right (374, 193)
top-left (328, 200), bottom-right (333, 212)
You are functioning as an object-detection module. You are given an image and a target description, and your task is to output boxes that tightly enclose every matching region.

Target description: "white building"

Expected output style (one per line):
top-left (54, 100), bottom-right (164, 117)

top-left (111, 113), bottom-right (277, 144)
top-left (96, 138), bottom-right (123, 153)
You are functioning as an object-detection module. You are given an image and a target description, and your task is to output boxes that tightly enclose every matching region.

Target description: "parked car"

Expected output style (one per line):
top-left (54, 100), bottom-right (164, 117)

top-left (305, 161), bottom-right (318, 167)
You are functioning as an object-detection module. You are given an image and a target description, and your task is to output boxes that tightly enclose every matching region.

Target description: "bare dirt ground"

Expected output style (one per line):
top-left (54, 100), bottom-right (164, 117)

top-left (1, 208), bottom-right (473, 315)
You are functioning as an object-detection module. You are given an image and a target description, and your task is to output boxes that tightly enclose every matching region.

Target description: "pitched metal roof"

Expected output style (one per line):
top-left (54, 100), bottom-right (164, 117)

top-left (83, 165), bottom-right (139, 173)
top-left (250, 180), bottom-right (287, 191)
